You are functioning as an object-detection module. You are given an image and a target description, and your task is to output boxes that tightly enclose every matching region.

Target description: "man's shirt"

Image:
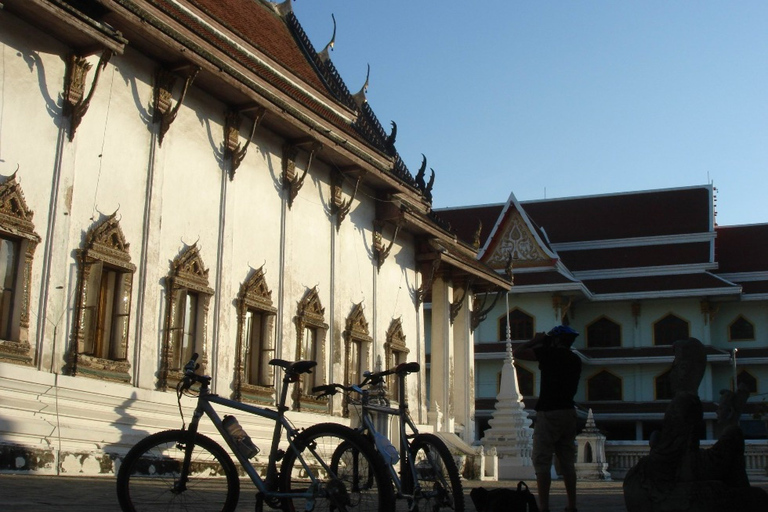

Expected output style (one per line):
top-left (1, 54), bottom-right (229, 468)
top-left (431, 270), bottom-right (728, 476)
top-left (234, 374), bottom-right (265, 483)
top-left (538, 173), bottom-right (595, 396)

top-left (533, 344), bottom-right (582, 411)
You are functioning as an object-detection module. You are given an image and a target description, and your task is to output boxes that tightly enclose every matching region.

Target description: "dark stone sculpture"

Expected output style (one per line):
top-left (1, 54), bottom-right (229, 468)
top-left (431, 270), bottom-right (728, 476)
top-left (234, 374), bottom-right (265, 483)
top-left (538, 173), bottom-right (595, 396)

top-left (623, 338), bottom-right (768, 512)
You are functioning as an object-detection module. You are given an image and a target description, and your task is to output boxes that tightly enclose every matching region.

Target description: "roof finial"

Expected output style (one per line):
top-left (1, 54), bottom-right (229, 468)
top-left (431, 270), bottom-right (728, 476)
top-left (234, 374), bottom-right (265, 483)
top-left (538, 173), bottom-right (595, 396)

top-left (273, 0), bottom-right (293, 17)
top-left (352, 63), bottom-right (370, 108)
top-left (385, 120), bottom-right (397, 154)
top-left (415, 154), bottom-right (427, 190)
top-left (425, 168), bottom-right (435, 202)
top-left (318, 14), bottom-right (336, 62)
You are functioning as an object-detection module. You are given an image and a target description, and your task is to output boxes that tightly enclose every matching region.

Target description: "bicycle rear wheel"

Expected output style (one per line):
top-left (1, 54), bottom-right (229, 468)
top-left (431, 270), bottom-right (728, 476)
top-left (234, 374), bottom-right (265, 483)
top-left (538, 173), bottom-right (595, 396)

top-left (404, 433), bottom-right (464, 512)
top-left (280, 422), bottom-right (394, 512)
top-left (116, 429), bottom-right (240, 512)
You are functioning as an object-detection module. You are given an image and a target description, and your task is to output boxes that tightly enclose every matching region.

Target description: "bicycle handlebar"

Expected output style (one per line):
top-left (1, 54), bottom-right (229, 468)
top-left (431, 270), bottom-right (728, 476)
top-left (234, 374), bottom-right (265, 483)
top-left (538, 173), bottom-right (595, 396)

top-left (312, 362), bottom-right (420, 398)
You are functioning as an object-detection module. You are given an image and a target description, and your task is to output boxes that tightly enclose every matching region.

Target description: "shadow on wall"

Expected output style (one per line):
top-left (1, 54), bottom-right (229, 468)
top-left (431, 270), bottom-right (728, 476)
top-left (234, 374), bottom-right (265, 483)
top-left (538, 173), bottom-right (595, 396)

top-left (0, 390), bottom-right (150, 476)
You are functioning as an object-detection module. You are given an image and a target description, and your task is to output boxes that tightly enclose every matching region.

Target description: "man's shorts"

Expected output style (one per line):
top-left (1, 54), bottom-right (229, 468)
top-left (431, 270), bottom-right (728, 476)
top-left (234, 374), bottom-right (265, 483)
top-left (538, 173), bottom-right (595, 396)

top-left (532, 408), bottom-right (578, 476)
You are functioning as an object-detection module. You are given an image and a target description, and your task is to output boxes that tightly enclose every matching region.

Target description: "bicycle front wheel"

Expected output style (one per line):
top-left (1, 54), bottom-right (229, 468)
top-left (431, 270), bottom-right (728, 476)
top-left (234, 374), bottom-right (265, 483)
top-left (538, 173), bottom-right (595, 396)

top-left (116, 429), bottom-right (240, 512)
top-left (405, 433), bottom-right (464, 512)
top-left (280, 422), bottom-right (394, 512)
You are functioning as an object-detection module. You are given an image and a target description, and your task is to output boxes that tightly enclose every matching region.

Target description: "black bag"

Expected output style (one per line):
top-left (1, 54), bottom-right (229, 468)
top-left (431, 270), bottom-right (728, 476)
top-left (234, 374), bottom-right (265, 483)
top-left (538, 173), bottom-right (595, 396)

top-left (470, 481), bottom-right (539, 512)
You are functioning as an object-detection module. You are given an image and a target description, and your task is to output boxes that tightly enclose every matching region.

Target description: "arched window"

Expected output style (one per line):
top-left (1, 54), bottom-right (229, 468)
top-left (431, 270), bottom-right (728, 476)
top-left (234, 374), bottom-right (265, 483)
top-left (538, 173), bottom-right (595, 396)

top-left (234, 266), bottom-right (277, 405)
top-left (653, 314), bottom-right (689, 346)
top-left (587, 370), bottom-right (622, 401)
top-left (385, 318), bottom-right (409, 401)
top-left (294, 286), bottom-right (329, 413)
top-left (515, 365), bottom-right (535, 397)
top-left (344, 303), bottom-right (372, 416)
top-left (737, 370), bottom-right (757, 394)
top-left (0, 174), bottom-right (41, 366)
top-left (655, 369), bottom-right (673, 400)
top-left (71, 213), bottom-right (135, 383)
top-left (498, 308), bottom-right (534, 341)
top-left (585, 442), bottom-right (594, 463)
top-left (586, 317), bottom-right (622, 348)
top-left (161, 244), bottom-right (213, 390)
top-left (729, 316), bottom-right (755, 342)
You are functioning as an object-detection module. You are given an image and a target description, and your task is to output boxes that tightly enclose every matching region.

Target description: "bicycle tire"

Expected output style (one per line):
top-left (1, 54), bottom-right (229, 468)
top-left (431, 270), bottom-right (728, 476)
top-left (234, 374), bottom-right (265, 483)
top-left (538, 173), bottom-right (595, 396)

top-left (403, 433), bottom-right (464, 512)
top-left (116, 429), bottom-right (240, 512)
top-left (279, 422), bottom-right (395, 512)
top-left (329, 439), bottom-right (377, 490)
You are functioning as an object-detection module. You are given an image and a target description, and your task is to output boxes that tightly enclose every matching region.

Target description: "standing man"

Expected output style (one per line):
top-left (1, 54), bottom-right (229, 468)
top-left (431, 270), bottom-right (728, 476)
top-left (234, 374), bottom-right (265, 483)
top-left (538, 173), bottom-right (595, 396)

top-left (514, 325), bottom-right (582, 512)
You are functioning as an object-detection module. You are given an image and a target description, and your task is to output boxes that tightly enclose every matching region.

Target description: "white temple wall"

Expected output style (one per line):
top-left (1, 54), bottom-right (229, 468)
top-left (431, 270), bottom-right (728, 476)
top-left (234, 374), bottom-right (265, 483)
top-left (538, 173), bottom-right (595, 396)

top-left (0, 13), bottom-right (428, 474)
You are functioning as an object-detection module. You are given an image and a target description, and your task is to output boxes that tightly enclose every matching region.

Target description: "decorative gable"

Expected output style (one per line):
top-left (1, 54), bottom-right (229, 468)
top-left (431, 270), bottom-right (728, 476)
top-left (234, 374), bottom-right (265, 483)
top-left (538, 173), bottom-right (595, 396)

top-left (297, 286), bottom-right (326, 326)
top-left (170, 243), bottom-right (213, 294)
top-left (483, 209), bottom-right (554, 269)
top-left (345, 302), bottom-right (372, 342)
top-left (82, 212), bottom-right (135, 271)
top-left (239, 265), bottom-right (276, 313)
top-left (385, 318), bottom-right (407, 353)
top-left (0, 172), bottom-right (38, 238)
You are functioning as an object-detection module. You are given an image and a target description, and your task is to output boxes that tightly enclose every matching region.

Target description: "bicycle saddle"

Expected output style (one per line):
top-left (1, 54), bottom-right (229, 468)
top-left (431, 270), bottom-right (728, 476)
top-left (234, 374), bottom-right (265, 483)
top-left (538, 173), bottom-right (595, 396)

top-left (269, 359), bottom-right (317, 374)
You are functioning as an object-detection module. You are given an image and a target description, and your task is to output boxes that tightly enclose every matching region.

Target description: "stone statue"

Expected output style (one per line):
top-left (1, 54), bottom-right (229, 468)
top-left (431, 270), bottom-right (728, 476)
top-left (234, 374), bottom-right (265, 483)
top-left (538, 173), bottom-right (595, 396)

top-left (623, 338), bottom-right (768, 512)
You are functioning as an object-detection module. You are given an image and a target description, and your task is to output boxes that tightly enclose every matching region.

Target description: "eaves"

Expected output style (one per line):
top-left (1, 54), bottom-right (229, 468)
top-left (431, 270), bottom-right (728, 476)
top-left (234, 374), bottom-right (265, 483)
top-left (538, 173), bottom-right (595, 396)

top-left (550, 231), bottom-right (715, 252)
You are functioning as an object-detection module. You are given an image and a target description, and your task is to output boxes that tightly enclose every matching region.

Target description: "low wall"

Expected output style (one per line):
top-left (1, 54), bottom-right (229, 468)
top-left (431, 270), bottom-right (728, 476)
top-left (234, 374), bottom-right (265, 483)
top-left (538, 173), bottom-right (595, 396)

top-left (0, 362), bottom-right (342, 475)
top-left (605, 440), bottom-right (768, 480)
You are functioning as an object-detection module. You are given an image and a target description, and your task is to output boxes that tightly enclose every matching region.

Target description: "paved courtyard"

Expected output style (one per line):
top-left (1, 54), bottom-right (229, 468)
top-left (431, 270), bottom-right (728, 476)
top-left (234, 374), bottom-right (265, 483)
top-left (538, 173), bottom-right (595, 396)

top-left (1, 473), bottom-right (766, 511)
top-left (0, 474), bottom-right (667, 511)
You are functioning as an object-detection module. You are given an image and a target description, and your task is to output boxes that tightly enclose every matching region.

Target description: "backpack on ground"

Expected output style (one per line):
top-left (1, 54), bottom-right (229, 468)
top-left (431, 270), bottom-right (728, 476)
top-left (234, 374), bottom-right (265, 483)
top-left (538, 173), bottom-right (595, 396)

top-left (469, 481), bottom-right (539, 512)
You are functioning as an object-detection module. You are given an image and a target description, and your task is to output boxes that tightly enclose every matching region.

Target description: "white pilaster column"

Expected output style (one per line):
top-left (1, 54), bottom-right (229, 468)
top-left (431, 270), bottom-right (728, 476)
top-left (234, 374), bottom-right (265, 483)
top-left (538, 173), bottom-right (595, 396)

top-left (429, 274), bottom-right (454, 432)
top-left (452, 283), bottom-right (475, 442)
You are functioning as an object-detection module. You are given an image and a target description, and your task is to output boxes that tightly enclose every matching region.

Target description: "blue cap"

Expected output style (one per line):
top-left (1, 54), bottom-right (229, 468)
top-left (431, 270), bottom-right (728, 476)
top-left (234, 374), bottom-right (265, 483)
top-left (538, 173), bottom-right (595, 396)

top-left (547, 325), bottom-right (579, 337)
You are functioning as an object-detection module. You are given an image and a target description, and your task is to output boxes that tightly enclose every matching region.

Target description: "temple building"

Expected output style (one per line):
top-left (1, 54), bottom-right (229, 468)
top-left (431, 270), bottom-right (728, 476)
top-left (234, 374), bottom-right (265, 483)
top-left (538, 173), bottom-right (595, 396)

top-left (0, 0), bottom-right (509, 473)
top-left (437, 185), bottom-right (768, 445)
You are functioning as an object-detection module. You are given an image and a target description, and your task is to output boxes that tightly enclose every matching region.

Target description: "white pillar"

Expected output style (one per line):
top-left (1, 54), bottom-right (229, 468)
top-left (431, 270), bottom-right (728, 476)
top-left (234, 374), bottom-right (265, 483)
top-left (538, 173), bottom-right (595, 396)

top-left (452, 282), bottom-right (474, 443)
top-left (429, 274), bottom-right (454, 432)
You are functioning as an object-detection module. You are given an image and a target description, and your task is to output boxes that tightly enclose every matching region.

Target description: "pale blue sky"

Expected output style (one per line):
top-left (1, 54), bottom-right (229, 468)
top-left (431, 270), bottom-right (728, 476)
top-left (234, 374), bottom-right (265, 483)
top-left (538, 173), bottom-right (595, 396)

top-left (292, 1), bottom-right (768, 226)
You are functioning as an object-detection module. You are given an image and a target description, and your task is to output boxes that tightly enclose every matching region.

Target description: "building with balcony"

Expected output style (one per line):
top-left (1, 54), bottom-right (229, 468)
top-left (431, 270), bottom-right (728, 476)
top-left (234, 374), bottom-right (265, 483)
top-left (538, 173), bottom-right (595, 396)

top-left (437, 185), bottom-right (768, 443)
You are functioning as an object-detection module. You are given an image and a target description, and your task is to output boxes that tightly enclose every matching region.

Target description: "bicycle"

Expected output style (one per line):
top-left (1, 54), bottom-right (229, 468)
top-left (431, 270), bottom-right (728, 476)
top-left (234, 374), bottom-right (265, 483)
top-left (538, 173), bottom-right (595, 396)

top-left (116, 353), bottom-right (395, 512)
top-left (313, 362), bottom-right (464, 512)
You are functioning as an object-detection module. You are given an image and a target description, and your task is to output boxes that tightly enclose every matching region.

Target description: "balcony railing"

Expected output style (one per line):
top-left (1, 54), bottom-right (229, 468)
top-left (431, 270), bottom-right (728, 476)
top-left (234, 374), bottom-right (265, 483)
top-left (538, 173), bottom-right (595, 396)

top-left (604, 440), bottom-right (768, 480)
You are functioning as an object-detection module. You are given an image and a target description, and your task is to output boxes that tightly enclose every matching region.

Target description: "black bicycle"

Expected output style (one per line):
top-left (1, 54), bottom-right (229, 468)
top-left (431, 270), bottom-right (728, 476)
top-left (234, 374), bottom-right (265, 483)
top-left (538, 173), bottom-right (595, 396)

top-left (116, 354), bottom-right (394, 512)
top-left (313, 362), bottom-right (464, 511)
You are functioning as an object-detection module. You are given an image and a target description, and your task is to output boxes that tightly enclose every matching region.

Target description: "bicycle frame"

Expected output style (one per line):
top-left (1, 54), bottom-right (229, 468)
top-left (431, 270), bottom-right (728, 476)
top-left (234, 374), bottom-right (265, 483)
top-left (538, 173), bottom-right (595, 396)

top-left (179, 366), bottom-right (330, 503)
top-left (351, 368), bottom-right (427, 499)
top-left (358, 398), bottom-right (417, 495)
top-left (313, 363), bottom-right (462, 511)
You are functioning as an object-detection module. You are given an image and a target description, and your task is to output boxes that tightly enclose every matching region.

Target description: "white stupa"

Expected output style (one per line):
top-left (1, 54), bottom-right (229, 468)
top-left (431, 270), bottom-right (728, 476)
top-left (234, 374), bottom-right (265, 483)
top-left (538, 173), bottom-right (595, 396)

top-left (481, 339), bottom-right (535, 480)
top-left (575, 408), bottom-right (612, 480)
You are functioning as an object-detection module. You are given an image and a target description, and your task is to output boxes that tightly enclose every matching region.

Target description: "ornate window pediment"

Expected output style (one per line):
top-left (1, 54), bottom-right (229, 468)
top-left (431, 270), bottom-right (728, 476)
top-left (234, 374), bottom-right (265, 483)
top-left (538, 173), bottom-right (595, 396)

top-left (169, 243), bottom-right (213, 294)
top-left (235, 266), bottom-right (277, 405)
top-left (294, 286), bottom-right (329, 412)
top-left (0, 173), bottom-right (41, 365)
top-left (71, 213), bottom-right (135, 382)
top-left (385, 318), bottom-right (409, 400)
top-left (160, 244), bottom-right (214, 390)
top-left (343, 303), bottom-right (372, 417)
